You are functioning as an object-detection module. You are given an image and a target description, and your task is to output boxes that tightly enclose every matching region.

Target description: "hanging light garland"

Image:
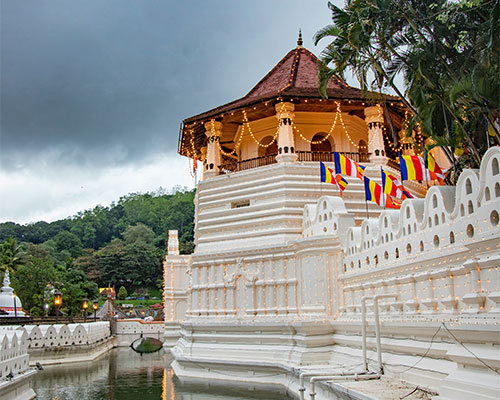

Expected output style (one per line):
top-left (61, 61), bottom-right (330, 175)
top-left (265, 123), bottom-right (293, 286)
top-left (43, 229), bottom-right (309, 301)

top-left (291, 110), bottom-right (337, 144)
top-left (188, 98), bottom-right (414, 162)
top-left (207, 119), bottom-right (245, 157)
top-left (242, 109), bottom-right (279, 148)
top-left (339, 101), bottom-right (374, 150)
top-left (291, 101), bottom-right (372, 150)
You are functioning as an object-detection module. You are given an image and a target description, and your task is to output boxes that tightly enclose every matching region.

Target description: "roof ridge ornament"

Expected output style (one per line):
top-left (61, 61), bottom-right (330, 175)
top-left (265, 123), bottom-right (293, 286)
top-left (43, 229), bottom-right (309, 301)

top-left (297, 29), bottom-right (303, 47)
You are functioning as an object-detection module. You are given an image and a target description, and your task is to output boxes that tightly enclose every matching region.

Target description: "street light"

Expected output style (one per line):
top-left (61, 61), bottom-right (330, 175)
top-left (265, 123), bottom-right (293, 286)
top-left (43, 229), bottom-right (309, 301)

top-left (13, 293), bottom-right (17, 318)
top-left (54, 290), bottom-right (62, 323)
top-left (92, 300), bottom-right (98, 322)
top-left (82, 298), bottom-right (89, 323)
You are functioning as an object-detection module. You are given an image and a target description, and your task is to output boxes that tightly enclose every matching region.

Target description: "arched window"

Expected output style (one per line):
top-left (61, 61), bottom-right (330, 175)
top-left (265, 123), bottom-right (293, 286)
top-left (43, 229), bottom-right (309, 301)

top-left (258, 136), bottom-right (278, 157)
top-left (311, 133), bottom-right (333, 161)
top-left (465, 179), bottom-right (472, 195)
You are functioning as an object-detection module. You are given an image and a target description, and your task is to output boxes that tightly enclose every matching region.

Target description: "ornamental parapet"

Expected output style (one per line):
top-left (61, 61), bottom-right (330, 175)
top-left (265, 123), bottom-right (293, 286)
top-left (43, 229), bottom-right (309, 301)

top-left (339, 147), bottom-right (500, 317)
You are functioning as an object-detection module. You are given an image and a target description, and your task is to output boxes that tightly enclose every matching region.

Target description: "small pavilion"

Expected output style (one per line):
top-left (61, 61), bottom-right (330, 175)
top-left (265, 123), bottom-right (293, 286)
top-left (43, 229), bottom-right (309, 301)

top-left (179, 34), bottom-right (418, 180)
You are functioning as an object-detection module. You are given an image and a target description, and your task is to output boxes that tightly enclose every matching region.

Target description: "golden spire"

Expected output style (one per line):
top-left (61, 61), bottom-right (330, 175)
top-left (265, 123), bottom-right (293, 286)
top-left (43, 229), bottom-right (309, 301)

top-left (297, 29), bottom-right (303, 47)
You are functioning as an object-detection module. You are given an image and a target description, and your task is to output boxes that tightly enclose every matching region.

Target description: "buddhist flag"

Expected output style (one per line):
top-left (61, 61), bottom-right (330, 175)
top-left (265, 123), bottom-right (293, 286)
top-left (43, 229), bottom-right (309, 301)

top-left (423, 148), bottom-right (445, 185)
top-left (320, 162), bottom-right (335, 184)
top-left (335, 174), bottom-right (348, 196)
top-left (364, 177), bottom-right (385, 207)
top-left (381, 168), bottom-right (401, 198)
top-left (381, 168), bottom-right (413, 200)
top-left (385, 195), bottom-right (401, 209)
top-left (399, 155), bottom-right (425, 181)
top-left (334, 152), bottom-right (365, 180)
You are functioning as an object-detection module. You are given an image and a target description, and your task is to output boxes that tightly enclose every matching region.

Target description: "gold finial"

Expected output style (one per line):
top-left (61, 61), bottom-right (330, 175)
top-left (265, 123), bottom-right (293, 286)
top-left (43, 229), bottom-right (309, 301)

top-left (297, 29), bottom-right (303, 47)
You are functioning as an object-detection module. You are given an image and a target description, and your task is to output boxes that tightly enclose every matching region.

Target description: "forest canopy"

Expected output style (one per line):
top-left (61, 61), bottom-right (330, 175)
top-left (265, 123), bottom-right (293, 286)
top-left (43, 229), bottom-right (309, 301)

top-left (0, 187), bottom-right (195, 316)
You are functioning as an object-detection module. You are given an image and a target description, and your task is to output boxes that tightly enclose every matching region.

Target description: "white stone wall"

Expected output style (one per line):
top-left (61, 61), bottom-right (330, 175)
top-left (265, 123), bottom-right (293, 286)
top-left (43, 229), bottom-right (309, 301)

top-left (115, 319), bottom-right (164, 346)
top-left (19, 322), bottom-right (110, 349)
top-left (340, 147), bottom-right (500, 318)
top-left (163, 230), bottom-right (191, 346)
top-left (0, 328), bottom-right (29, 380)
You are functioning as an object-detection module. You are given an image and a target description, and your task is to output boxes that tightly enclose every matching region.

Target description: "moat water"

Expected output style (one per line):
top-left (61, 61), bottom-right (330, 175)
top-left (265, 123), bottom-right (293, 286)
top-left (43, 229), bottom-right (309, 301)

top-left (33, 348), bottom-right (292, 400)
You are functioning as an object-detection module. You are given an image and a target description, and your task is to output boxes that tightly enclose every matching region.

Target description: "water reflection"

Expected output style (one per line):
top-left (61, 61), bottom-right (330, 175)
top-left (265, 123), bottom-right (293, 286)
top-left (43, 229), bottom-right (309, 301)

top-left (33, 348), bottom-right (291, 400)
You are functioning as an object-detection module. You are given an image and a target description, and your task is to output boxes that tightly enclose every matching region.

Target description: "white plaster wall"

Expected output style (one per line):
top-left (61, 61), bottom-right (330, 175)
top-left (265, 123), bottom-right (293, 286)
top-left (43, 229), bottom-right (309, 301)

top-left (341, 148), bottom-right (500, 318)
top-left (0, 329), bottom-right (29, 380)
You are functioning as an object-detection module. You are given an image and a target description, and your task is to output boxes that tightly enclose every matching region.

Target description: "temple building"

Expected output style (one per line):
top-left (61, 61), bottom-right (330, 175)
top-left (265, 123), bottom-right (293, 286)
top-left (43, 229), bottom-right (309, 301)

top-left (163, 36), bottom-right (500, 400)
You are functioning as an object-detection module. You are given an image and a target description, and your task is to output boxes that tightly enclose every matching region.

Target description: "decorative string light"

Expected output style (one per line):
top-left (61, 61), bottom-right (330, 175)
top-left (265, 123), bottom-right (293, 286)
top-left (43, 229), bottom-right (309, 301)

top-left (291, 106), bottom-right (338, 144)
top-left (242, 109), bottom-right (279, 148)
top-left (206, 119), bottom-right (244, 157)
top-left (340, 101), bottom-right (374, 150)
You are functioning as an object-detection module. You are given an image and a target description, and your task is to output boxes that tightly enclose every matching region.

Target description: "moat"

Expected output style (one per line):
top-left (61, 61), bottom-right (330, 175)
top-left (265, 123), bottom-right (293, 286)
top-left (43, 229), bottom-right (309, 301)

top-left (32, 348), bottom-right (292, 400)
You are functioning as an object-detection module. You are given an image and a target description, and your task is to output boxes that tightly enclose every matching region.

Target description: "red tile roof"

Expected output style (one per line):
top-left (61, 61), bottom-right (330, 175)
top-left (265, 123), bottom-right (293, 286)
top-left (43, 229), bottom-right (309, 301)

top-left (179, 46), bottom-right (402, 158)
top-left (184, 46), bottom-right (372, 124)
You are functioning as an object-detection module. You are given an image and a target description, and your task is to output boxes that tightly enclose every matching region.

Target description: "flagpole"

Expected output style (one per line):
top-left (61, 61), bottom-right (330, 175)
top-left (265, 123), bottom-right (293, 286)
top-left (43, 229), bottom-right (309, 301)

top-left (365, 199), bottom-right (369, 219)
top-left (484, 115), bottom-right (490, 150)
top-left (422, 139), bottom-right (429, 190)
top-left (381, 167), bottom-right (386, 209)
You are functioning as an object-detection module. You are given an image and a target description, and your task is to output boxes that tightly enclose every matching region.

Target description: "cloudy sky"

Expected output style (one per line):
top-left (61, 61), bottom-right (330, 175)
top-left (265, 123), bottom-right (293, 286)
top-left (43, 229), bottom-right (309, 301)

top-left (1, 0), bottom-right (347, 224)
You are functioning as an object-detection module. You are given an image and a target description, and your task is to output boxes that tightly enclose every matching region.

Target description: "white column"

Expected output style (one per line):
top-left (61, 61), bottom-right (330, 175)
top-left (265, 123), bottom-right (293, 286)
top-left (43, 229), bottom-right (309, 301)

top-left (204, 120), bottom-right (222, 178)
top-left (399, 130), bottom-right (415, 156)
top-left (167, 230), bottom-right (179, 255)
top-left (200, 146), bottom-right (208, 181)
top-left (364, 105), bottom-right (388, 164)
top-left (275, 102), bottom-right (297, 163)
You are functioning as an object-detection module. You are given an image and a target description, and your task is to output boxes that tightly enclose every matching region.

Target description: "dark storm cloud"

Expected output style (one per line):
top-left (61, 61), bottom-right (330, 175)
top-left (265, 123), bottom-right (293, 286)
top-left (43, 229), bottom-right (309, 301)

top-left (0, 0), bottom-right (335, 170)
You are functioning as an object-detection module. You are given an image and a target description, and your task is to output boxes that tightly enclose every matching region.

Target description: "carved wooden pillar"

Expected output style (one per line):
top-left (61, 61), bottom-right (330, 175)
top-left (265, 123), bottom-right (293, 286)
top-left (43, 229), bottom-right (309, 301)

top-left (275, 102), bottom-right (297, 163)
top-left (200, 146), bottom-right (208, 181)
top-left (204, 121), bottom-right (222, 178)
top-left (399, 130), bottom-right (415, 156)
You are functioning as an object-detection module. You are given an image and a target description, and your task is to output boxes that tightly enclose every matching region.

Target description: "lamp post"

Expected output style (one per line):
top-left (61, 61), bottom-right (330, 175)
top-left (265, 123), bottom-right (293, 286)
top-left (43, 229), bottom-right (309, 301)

top-left (93, 300), bottom-right (98, 322)
top-left (13, 293), bottom-right (17, 318)
top-left (54, 290), bottom-right (62, 323)
top-left (82, 298), bottom-right (89, 323)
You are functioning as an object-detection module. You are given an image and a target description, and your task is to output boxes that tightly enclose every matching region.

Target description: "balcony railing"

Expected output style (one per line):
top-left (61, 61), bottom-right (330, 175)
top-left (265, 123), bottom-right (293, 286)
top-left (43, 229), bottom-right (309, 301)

top-left (296, 151), bottom-right (370, 163)
top-left (220, 153), bottom-right (277, 174)
top-left (219, 151), bottom-right (371, 175)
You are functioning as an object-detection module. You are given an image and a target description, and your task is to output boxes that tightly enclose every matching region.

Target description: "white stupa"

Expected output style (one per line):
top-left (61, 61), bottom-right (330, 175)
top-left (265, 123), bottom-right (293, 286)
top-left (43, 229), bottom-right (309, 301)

top-left (0, 270), bottom-right (26, 317)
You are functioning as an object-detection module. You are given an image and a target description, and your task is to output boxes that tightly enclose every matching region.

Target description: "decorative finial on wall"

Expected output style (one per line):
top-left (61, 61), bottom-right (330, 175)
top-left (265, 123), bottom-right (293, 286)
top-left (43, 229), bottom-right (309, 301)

top-left (297, 29), bottom-right (303, 47)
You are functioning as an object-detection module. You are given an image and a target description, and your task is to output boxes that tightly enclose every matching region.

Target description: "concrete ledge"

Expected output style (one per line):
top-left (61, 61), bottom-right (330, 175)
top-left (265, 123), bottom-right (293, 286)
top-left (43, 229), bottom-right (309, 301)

top-left (0, 369), bottom-right (37, 400)
top-left (172, 355), bottom-right (380, 400)
top-left (28, 336), bottom-right (116, 366)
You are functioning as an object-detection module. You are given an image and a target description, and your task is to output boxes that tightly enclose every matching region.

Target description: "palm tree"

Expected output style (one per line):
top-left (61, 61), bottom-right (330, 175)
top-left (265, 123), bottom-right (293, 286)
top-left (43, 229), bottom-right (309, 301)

top-left (315, 0), bottom-right (499, 169)
top-left (0, 237), bottom-right (24, 274)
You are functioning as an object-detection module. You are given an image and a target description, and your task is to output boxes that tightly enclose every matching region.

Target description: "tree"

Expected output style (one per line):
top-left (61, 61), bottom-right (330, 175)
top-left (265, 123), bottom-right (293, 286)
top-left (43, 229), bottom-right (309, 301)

top-left (0, 237), bottom-right (24, 273)
top-left (10, 256), bottom-right (58, 315)
top-left (123, 223), bottom-right (155, 245)
top-left (118, 286), bottom-right (128, 300)
top-left (315, 0), bottom-right (499, 170)
top-left (54, 230), bottom-right (83, 258)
